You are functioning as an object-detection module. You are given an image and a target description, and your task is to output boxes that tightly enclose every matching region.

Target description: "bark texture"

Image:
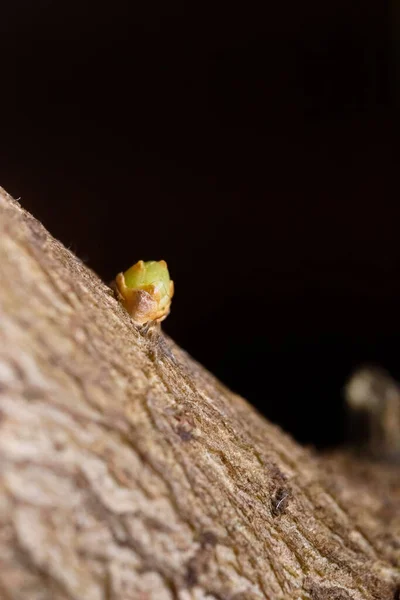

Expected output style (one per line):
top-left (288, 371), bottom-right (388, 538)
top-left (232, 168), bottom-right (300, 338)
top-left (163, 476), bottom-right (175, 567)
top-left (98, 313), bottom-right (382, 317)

top-left (0, 188), bottom-right (399, 600)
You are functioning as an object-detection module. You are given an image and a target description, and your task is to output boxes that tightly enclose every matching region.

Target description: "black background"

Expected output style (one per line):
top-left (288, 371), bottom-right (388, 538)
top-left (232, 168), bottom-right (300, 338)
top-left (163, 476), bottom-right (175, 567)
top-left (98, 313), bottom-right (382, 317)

top-left (1, 1), bottom-right (398, 448)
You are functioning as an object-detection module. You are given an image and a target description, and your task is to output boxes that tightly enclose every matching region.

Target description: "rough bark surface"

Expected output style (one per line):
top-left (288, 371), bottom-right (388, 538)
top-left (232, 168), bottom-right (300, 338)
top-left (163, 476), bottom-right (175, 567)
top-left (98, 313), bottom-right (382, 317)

top-left (0, 188), bottom-right (399, 600)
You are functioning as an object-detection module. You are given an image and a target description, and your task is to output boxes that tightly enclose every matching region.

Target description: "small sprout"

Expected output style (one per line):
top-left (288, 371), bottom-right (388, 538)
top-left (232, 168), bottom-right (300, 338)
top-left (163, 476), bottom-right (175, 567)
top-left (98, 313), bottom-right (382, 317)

top-left (344, 365), bottom-right (400, 459)
top-left (114, 260), bottom-right (174, 326)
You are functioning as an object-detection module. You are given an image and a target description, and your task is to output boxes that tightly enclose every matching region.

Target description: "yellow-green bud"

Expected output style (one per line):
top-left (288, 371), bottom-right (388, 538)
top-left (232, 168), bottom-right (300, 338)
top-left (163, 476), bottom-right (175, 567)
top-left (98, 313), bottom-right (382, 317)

top-left (115, 260), bottom-right (174, 325)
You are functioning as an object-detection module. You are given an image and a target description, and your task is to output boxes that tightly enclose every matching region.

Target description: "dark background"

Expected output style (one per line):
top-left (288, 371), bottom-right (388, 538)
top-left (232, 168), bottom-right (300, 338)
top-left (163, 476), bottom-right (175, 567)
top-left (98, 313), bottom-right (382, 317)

top-left (0, 1), bottom-right (398, 448)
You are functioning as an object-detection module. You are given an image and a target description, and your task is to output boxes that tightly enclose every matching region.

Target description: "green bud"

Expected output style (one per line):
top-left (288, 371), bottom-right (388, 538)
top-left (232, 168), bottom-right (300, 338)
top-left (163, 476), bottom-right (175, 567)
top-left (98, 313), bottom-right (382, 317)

top-left (115, 260), bottom-right (174, 325)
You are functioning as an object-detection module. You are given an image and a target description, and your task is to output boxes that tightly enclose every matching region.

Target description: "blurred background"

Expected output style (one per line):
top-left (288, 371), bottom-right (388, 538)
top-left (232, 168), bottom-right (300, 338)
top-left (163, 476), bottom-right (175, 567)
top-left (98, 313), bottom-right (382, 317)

top-left (0, 1), bottom-right (398, 448)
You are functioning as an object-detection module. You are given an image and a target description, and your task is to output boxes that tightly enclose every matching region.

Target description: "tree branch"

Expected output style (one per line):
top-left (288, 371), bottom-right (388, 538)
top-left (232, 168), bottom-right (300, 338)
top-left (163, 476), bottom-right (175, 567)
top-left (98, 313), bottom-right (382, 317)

top-left (0, 188), bottom-right (399, 599)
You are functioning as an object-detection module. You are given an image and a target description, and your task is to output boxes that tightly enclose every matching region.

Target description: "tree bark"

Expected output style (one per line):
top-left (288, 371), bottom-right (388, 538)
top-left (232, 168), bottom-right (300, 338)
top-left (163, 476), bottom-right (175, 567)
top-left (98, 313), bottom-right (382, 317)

top-left (0, 187), bottom-right (399, 600)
